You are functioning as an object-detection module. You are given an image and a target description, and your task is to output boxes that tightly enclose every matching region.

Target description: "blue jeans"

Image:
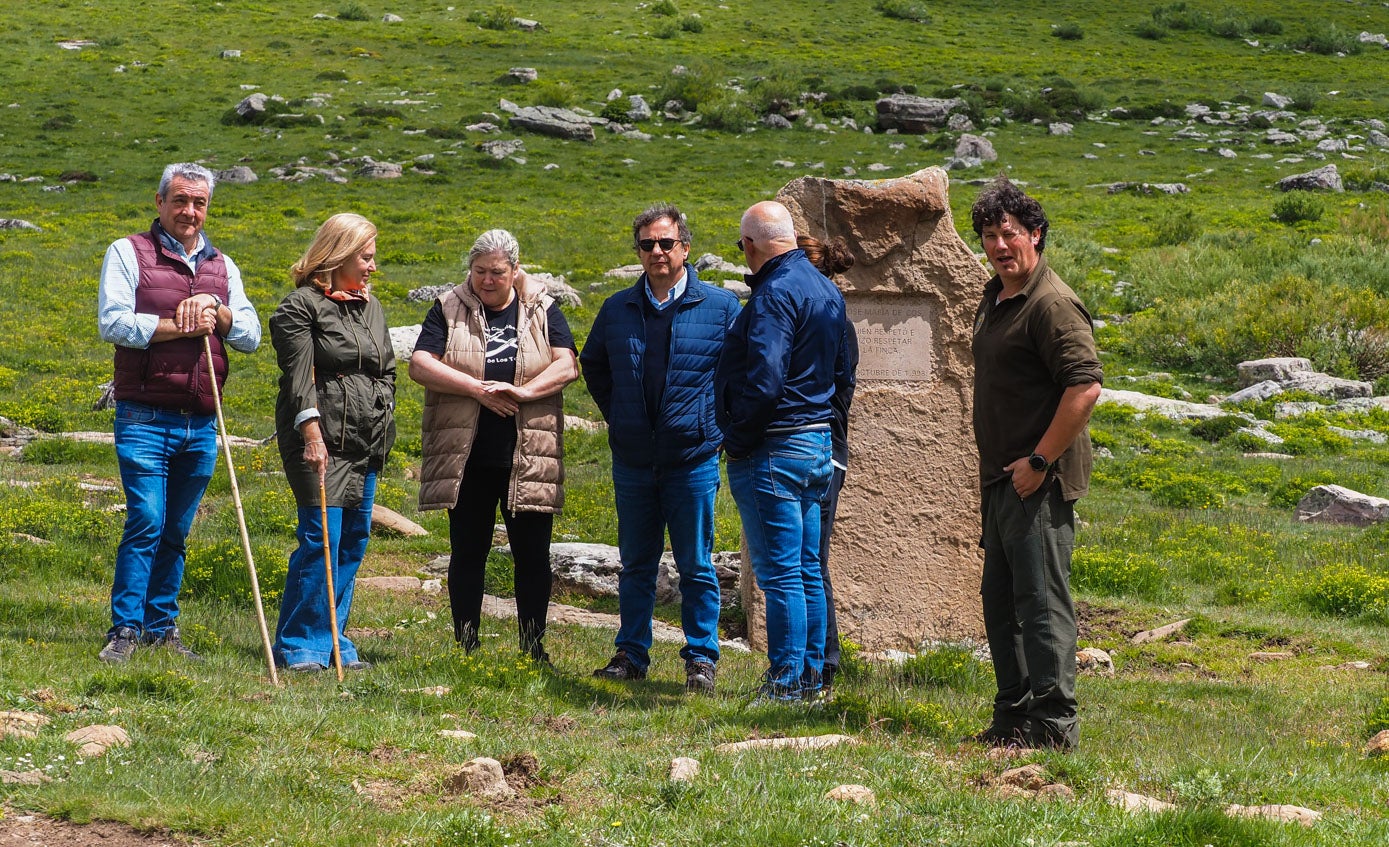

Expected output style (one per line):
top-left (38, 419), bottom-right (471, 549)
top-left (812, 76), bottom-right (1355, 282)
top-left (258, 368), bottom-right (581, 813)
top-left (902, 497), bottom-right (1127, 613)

top-left (273, 472), bottom-right (376, 667)
top-left (727, 429), bottom-right (832, 691)
top-left (111, 401), bottom-right (217, 639)
top-left (612, 456), bottom-right (722, 670)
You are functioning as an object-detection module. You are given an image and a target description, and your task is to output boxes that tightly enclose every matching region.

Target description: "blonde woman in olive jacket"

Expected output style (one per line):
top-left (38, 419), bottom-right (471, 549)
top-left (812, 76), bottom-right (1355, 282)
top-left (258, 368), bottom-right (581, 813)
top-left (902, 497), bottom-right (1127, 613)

top-left (409, 229), bottom-right (577, 663)
top-left (270, 213), bottom-right (395, 673)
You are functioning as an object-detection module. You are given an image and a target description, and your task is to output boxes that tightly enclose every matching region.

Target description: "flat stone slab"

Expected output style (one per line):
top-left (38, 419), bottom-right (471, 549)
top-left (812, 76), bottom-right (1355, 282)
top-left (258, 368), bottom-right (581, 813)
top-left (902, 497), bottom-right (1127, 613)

top-left (715, 734), bottom-right (855, 753)
top-left (1296, 484), bottom-right (1389, 526)
top-left (1099, 389), bottom-right (1226, 421)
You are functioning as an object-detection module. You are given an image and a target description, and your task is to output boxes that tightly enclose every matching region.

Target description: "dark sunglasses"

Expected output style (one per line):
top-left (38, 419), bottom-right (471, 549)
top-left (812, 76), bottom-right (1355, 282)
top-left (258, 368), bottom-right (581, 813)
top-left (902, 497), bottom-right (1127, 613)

top-left (736, 237), bottom-right (748, 252)
top-left (637, 238), bottom-right (681, 252)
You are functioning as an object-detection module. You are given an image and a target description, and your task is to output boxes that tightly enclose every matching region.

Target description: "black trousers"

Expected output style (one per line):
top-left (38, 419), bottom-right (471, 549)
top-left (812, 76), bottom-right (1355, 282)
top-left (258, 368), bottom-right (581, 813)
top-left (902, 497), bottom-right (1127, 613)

top-left (448, 464), bottom-right (554, 660)
top-left (979, 476), bottom-right (1079, 747)
top-left (818, 466), bottom-right (846, 668)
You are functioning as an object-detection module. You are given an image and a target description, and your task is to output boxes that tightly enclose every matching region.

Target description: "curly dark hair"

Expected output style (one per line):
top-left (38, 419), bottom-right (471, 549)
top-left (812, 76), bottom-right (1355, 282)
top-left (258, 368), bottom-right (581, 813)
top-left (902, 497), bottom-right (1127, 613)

top-left (797, 235), bottom-right (855, 276)
top-left (631, 203), bottom-right (692, 250)
top-left (970, 176), bottom-right (1049, 253)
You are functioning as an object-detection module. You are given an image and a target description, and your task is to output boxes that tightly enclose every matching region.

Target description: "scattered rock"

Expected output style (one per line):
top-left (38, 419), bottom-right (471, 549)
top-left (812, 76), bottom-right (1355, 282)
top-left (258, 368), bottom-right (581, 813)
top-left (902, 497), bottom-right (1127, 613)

top-left (389, 324), bottom-right (422, 361)
top-left (480, 138), bottom-right (526, 160)
top-left (214, 166), bottom-right (257, 184)
top-left (1238, 357), bottom-right (1312, 386)
top-left (505, 67), bottom-right (538, 83)
top-left (512, 17), bottom-right (541, 31)
top-left (481, 593), bottom-right (750, 652)
top-left (825, 784), bottom-right (876, 804)
top-left (0, 711), bottom-right (50, 739)
top-left (445, 757), bottom-right (516, 799)
top-left (1106, 789), bottom-right (1176, 813)
top-left (1131, 618), bottom-right (1190, 644)
top-left (403, 686), bottom-right (451, 697)
top-left (1358, 32), bottom-right (1389, 48)
top-left (528, 271), bottom-right (582, 308)
top-left (715, 734), bottom-right (854, 753)
top-left (1296, 484), bottom-right (1389, 526)
top-left (669, 757), bottom-right (700, 782)
top-left (221, 49), bottom-right (241, 58)
top-left (1249, 651), bottom-right (1294, 662)
top-left (722, 280), bottom-right (751, 299)
top-left (627, 95), bottom-right (651, 122)
top-left (604, 264), bottom-right (644, 279)
top-left (1265, 129), bottom-right (1300, 145)
top-left (382, 13), bottom-right (404, 23)
top-left (438, 729), bottom-right (478, 740)
top-left (763, 113), bottom-right (793, 130)
top-left (1076, 647), bottom-right (1114, 676)
top-left (1365, 729), bottom-right (1389, 756)
top-left (356, 160), bottom-right (403, 179)
top-left (1325, 660), bottom-right (1373, 671)
top-left (1227, 372), bottom-right (1371, 402)
top-left (357, 576), bottom-right (423, 592)
top-left (1048, 122), bottom-right (1073, 136)
top-left (0, 769), bottom-right (51, 785)
top-left (954, 134), bottom-right (996, 162)
top-left (946, 113), bottom-right (974, 132)
top-left (65, 725), bottom-right (130, 757)
top-left (0, 219), bottom-right (40, 231)
top-left (693, 254), bottom-right (751, 276)
top-left (1263, 92), bottom-right (1293, 109)
top-left (1098, 389), bottom-right (1225, 421)
top-left (1225, 804), bottom-right (1321, 827)
top-left (1108, 182), bottom-right (1189, 195)
top-left (1276, 164), bottom-right (1342, 192)
top-left (1000, 764), bottom-right (1048, 791)
top-left (372, 504), bottom-right (428, 536)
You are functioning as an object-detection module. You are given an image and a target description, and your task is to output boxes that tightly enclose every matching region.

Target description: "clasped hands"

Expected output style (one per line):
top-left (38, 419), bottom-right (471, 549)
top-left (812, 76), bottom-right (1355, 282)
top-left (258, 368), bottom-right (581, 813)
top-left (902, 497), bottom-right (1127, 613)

top-left (474, 380), bottom-right (530, 417)
top-left (174, 293), bottom-right (220, 336)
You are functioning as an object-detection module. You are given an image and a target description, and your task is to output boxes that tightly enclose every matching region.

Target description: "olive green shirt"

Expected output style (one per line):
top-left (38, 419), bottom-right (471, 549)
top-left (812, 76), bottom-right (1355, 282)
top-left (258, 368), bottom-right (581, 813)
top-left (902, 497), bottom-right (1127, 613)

top-left (971, 256), bottom-right (1102, 501)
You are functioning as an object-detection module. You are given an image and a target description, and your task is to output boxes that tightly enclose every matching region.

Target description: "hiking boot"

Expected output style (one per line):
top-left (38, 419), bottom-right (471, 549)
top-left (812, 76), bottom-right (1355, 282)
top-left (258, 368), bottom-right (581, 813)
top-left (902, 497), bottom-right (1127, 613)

top-left (751, 680), bottom-right (803, 705)
top-left (822, 663), bottom-right (837, 694)
top-left (1027, 723), bottom-right (1078, 752)
top-left (145, 627), bottom-right (203, 661)
top-left (98, 627), bottom-right (139, 664)
top-left (287, 662), bottom-right (327, 673)
top-left (685, 660), bottom-right (716, 694)
top-left (343, 660), bottom-right (372, 671)
top-left (966, 722), bottom-right (1032, 748)
top-left (592, 651), bottom-right (646, 681)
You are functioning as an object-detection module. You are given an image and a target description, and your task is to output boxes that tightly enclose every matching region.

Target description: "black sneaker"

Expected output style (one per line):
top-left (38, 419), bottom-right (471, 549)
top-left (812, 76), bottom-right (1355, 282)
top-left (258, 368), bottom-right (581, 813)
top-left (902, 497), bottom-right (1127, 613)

top-left (145, 627), bottom-right (203, 661)
top-left (822, 663), bottom-right (837, 693)
top-left (592, 651), bottom-right (646, 681)
top-left (98, 627), bottom-right (139, 664)
top-left (343, 660), bottom-right (372, 671)
top-left (685, 660), bottom-right (716, 694)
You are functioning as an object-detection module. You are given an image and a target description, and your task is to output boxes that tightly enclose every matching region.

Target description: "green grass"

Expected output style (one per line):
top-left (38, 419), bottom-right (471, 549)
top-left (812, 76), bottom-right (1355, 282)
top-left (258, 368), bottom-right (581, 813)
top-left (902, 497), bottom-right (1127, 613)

top-left (4, 0), bottom-right (1389, 844)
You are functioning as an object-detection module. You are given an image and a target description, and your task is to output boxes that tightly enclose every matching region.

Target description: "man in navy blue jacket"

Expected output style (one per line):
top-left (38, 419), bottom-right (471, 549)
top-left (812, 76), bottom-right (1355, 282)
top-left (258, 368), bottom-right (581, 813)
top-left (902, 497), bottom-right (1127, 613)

top-left (715, 200), bottom-right (852, 702)
top-left (581, 204), bottom-right (740, 693)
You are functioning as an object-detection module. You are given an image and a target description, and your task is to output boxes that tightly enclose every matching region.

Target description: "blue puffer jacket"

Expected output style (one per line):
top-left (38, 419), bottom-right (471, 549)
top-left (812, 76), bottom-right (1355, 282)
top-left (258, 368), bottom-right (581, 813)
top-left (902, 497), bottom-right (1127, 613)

top-left (580, 266), bottom-right (740, 468)
top-left (714, 249), bottom-right (851, 459)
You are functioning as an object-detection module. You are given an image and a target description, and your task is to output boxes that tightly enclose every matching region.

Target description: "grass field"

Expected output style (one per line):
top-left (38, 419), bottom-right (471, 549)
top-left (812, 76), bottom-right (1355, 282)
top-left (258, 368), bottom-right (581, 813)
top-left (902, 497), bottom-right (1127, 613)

top-left (4, 1), bottom-right (1389, 844)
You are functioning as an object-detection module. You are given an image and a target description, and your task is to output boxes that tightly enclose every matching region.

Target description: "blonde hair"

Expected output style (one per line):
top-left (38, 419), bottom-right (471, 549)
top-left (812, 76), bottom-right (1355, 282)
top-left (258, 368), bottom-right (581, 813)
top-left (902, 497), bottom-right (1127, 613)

top-left (291, 213), bottom-right (378, 291)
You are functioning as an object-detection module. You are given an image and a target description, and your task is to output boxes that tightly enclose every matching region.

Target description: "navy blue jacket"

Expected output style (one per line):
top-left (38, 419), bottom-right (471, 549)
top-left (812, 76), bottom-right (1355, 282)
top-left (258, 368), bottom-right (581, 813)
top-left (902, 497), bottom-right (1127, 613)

top-left (580, 266), bottom-right (740, 468)
top-left (714, 249), bottom-right (852, 459)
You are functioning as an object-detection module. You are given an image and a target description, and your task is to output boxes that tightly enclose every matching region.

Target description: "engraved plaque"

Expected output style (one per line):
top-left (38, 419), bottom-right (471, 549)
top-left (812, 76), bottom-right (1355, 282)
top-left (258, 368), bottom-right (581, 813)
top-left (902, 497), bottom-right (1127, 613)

top-left (849, 298), bottom-right (934, 381)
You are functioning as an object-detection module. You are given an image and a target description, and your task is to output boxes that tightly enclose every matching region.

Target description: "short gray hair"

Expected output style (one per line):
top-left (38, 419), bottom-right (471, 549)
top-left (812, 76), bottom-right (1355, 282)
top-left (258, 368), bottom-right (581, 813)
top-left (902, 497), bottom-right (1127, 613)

top-left (158, 163), bottom-right (216, 199)
top-left (631, 204), bottom-right (691, 250)
top-left (466, 228), bottom-right (520, 267)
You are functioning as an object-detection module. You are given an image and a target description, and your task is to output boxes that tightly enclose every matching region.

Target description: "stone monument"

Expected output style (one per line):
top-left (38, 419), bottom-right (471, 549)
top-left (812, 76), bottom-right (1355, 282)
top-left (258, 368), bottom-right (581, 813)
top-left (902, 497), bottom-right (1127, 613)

top-left (740, 166), bottom-right (989, 652)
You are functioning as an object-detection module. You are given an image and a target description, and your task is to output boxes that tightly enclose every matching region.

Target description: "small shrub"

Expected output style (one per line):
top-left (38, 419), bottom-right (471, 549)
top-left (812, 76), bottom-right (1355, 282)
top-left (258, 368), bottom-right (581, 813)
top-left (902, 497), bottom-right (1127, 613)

top-left (679, 14), bottom-right (703, 33)
top-left (531, 81), bottom-right (575, 108)
top-left (1248, 16), bottom-right (1283, 35)
top-left (839, 83), bottom-right (881, 102)
top-left (1053, 22), bottom-right (1084, 40)
top-left (1072, 548), bottom-right (1171, 600)
top-left (900, 645), bottom-right (990, 691)
top-left (435, 809), bottom-right (518, 847)
top-left (1291, 23), bottom-right (1362, 56)
top-left (651, 19), bottom-right (680, 39)
top-left (1266, 472), bottom-right (1338, 508)
top-left (1153, 207), bottom-right (1199, 246)
top-left (85, 669), bottom-right (198, 703)
top-left (749, 73), bottom-right (800, 116)
top-left (875, 0), bottom-right (930, 24)
top-left (1287, 85), bottom-right (1320, 112)
top-left (1134, 20), bottom-right (1166, 39)
top-left (1209, 17), bottom-right (1242, 39)
top-left (183, 540), bottom-right (289, 607)
top-left (649, 0), bottom-right (679, 15)
top-left (837, 637), bottom-right (867, 679)
top-left (599, 100), bottom-right (630, 123)
top-left (658, 64), bottom-right (720, 112)
top-left (697, 94), bottom-right (756, 132)
top-left (1272, 191), bottom-right (1327, 224)
top-left (1125, 100), bottom-right (1184, 121)
top-left (337, 3), bottom-right (369, 21)
top-left (1172, 767), bottom-right (1226, 805)
top-left (1151, 474), bottom-right (1226, 509)
top-left (19, 437), bottom-right (110, 465)
top-left (1302, 563), bottom-right (1389, 618)
top-left (316, 69), bottom-right (350, 81)
top-left (1367, 696), bottom-right (1389, 736)
top-left (467, 5), bottom-right (519, 31)
top-left (1189, 415), bottom-right (1247, 443)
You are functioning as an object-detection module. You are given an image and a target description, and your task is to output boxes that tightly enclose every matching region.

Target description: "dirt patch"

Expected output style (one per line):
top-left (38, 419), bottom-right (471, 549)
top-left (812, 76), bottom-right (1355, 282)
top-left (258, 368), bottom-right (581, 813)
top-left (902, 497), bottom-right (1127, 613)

top-left (531, 714), bottom-right (577, 734)
top-left (500, 752), bottom-right (542, 791)
top-left (1075, 601), bottom-right (1133, 643)
top-left (0, 808), bottom-right (197, 846)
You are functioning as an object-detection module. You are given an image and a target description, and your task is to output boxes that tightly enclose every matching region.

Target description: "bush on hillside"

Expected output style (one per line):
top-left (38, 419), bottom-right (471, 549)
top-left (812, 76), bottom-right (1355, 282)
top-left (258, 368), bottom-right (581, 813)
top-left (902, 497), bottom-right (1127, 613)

top-left (1152, 207), bottom-right (1200, 246)
top-left (467, 4), bottom-right (519, 31)
top-left (680, 14), bottom-right (703, 33)
top-left (1053, 23), bottom-right (1084, 41)
top-left (1272, 193), bottom-right (1324, 224)
top-left (650, 0), bottom-right (679, 15)
top-left (1302, 563), bottom-right (1389, 618)
top-left (697, 94), bottom-right (756, 132)
top-left (1290, 23), bottom-right (1363, 56)
top-left (1189, 415), bottom-right (1248, 443)
top-left (532, 81), bottom-right (576, 108)
top-left (657, 64), bottom-right (720, 111)
top-left (337, 3), bottom-right (369, 21)
top-left (749, 73), bottom-right (800, 116)
top-left (1124, 100), bottom-right (1184, 121)
top-left (1072, 548), bottom-right (1172, 600)
top-left (1367, 696), bottom-right (1389, 736)
top-left (875, 0), bottom-right (930, 24)
top-left (1134, 20), bottom-right (1166, 40)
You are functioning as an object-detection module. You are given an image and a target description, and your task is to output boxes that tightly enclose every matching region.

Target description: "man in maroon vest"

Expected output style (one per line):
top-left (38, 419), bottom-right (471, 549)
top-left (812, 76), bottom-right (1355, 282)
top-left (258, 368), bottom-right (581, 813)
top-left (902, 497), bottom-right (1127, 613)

top-left (96, 163), bottom-right (262, 663)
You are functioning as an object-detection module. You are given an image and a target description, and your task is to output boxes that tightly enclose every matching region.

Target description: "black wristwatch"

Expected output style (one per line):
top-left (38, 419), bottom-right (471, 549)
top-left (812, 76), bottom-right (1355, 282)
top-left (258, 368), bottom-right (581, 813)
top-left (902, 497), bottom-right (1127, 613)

top-left (1028, 452), bottom-right (1050, 472)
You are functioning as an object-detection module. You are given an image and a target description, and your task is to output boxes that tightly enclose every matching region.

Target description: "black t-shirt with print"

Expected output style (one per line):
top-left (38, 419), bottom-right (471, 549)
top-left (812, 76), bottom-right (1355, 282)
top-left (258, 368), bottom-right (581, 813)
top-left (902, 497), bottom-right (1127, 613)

top-left (414, 297), bottom-right (576, 468)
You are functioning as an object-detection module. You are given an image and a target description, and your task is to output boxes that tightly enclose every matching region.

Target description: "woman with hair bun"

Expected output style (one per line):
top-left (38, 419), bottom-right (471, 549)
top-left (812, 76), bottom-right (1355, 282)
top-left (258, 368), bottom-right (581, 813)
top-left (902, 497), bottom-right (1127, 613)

top-left (270, 213), bottom-right (396, 672)
top-left (409, 229), bottom-right (578, 665)
top-left (797, 235), bottom-right (859, 695)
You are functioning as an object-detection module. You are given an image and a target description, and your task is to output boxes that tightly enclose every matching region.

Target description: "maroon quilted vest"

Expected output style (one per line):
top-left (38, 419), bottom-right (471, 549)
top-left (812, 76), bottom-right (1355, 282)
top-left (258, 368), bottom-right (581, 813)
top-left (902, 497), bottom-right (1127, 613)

top-left (112, 223), bottom-right (231, 415)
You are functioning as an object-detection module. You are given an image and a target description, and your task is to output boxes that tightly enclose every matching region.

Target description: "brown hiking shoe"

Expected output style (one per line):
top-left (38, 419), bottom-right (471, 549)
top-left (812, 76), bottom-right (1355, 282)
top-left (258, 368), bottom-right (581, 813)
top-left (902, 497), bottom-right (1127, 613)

top-left (592, 651), bottom-right (646, 681)
top-left (98, 627), bottom-right (139, 664)
top-left (685, 660), bottom-right (716, 693)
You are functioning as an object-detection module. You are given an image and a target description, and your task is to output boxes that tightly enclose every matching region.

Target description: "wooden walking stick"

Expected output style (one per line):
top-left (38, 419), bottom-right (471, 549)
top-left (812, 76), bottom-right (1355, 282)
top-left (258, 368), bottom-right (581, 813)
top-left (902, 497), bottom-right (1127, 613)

top-left (320, 474), bottom-right (345, 682)
top-left (203, 335), bottom-right (280, 686)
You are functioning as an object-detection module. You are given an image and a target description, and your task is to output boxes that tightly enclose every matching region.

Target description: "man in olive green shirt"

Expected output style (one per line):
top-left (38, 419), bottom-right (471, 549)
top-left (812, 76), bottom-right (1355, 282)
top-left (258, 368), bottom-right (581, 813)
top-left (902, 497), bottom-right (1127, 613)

top-left (969, 178), bottom-right (1102, 751)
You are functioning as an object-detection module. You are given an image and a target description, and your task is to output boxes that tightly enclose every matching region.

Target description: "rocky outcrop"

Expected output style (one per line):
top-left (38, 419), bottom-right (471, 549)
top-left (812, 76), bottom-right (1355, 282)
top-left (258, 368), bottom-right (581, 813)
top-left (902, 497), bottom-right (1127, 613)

top-left (874, 95), bottom-right (966, 133)
top-left (1237, 357), bottom-right (1312, 386)
top-left (1098, 389), bottom-right (1227, 421)
top-left (508, 105), bottom-right (596, 141)
top-left (954, 134), bottom-right (996, 162)
top-left (1276, 164), bottom-right (1342, 192)
top-left (1296, 484), bottom-right (1389, 526)
top-left (445, 757), bottom-right (515, 799)
top-left (1226, 373), bottom-right (1373, 403)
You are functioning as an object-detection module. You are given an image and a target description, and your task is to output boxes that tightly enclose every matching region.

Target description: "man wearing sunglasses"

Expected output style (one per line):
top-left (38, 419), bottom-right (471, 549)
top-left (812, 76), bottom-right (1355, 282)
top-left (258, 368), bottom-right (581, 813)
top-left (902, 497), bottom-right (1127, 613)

top-left (581, 204), bottom-right (740, 693)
